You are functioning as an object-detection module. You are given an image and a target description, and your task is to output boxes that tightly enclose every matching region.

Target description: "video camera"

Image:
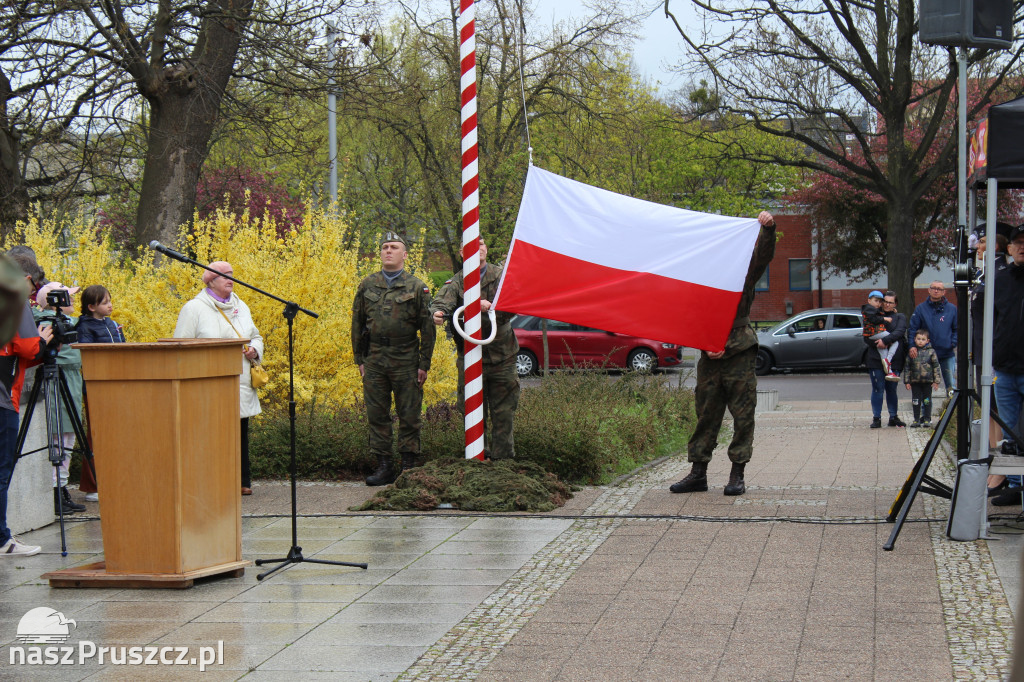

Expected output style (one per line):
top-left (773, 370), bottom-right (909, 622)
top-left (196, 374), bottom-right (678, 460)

top-left (40, 289), bottom-right (78, 346)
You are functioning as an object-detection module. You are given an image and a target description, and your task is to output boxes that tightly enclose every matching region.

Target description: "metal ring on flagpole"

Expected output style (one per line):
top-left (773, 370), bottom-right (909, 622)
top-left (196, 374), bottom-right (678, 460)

top-left (452, 306), bottom-right (497, 345)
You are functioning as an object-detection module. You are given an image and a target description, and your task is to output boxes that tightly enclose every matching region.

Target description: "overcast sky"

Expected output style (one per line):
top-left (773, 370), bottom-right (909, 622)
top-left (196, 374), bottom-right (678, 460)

top-left (534, 0), bottom-right (696, 93)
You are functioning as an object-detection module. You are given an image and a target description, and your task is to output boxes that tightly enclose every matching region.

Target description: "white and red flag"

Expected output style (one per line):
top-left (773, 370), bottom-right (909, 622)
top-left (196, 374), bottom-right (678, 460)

top-left (493, 166), bottom-right (762, 352)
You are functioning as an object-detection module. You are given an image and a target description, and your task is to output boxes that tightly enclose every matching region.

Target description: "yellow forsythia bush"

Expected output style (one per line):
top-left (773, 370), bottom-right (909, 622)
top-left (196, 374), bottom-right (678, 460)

top-left (14, 206), bottom-right (459, 409)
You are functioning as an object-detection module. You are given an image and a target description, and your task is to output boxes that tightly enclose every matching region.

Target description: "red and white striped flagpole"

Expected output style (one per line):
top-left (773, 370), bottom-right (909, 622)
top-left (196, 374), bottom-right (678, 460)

top-left (459, 0), bottom-right (485, 460)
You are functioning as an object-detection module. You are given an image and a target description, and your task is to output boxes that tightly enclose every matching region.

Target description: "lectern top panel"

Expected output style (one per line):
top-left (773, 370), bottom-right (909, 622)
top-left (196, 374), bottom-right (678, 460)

top-left (72, 339), bottom-right (247, 350)
top-left (75, 339), bottom-right (247, 381)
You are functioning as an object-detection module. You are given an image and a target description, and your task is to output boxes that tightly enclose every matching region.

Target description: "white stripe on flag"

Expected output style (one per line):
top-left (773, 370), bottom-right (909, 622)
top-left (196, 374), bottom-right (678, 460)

top-left (510, 167), bottom-right (759, 292)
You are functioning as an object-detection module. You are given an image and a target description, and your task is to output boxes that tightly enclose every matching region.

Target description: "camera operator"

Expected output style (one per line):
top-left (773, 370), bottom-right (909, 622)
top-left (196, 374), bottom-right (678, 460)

top-left (0, 254), bottom-right (53, 556)
top-left (4, 248), bottom-right (46, 307)
top-left (32, 283), bottom-right (86, 513)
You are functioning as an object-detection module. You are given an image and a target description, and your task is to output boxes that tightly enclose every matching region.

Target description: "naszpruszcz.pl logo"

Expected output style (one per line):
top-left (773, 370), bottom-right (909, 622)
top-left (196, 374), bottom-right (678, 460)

top-left (9, 606), bottom-right (223, 672)
top-left (17, 607), bottom-right (76, 644)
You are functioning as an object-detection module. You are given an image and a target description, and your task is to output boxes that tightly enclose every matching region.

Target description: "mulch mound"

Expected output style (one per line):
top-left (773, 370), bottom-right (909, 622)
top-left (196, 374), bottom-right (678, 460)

top-left (352, 458), bottom-right (573, 513)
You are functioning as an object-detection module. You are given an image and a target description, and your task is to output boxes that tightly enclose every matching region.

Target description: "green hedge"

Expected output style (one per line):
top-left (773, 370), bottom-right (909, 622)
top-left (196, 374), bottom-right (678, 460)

top-left (249, 370), bottom-right (695, 485)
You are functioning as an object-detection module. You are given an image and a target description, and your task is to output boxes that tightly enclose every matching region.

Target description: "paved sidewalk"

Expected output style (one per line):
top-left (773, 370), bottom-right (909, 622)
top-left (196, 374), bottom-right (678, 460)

top-left (0, 400), bottom-right (1017, 680)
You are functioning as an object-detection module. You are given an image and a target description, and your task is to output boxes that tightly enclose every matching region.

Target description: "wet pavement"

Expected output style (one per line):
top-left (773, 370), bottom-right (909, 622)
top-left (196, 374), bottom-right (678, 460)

top-left (0, 399), bottom-right (1018, 680)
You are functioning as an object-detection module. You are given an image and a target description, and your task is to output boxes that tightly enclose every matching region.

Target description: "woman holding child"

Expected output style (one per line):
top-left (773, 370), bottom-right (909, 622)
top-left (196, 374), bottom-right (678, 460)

top-left (864, 290), bottom-right (907, 428)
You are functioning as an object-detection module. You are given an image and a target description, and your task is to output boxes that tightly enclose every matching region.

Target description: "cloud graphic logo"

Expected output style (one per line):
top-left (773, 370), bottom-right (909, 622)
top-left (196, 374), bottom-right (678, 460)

top-left (16, 607), bottom-right (77, 645)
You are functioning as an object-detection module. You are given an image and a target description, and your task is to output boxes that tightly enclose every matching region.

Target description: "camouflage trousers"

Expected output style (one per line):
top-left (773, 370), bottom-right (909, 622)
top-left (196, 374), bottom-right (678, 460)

top-left (362, 363), bottom-right (423, 458)
top-left (687, 345), bottom-right (758, 464)
top-left (457, 353), bottom-right (520, 459)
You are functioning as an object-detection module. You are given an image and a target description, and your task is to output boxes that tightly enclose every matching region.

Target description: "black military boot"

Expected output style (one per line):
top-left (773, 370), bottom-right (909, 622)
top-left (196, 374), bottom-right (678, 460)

top-left (724, 463), bottom-right (746, 496)
top-left (365, 456), bottom-right (399, 486)
top-left (55, 487), bottom-right (85, 514)
top-left (401, 452), bottom-right (417, 472)
top-left (669, 462), bottom-right (708, 493)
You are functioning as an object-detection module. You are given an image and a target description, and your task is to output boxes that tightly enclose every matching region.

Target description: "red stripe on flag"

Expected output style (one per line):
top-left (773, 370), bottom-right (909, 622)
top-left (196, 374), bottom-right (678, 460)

top-left (497, 241), bottom-right (743, 352)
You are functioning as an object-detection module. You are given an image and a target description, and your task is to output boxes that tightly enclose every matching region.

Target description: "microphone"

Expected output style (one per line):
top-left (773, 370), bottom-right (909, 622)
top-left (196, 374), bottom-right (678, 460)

top-left (149, 241), bottom-right (189, 263)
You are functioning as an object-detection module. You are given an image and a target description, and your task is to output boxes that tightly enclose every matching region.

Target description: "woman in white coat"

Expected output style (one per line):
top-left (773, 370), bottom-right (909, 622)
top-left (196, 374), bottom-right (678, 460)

top-left (174, 261), bottom-right (263, 495)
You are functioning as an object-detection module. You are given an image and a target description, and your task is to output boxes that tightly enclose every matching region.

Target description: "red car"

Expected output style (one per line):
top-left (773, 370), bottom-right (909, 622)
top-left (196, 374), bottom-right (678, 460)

top-left (511, 315), bottom-right (682, 377)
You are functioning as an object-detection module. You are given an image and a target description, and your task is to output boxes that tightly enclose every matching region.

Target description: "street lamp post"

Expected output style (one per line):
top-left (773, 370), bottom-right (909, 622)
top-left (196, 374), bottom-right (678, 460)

top-left (326, 22), bottom-right (339, 209)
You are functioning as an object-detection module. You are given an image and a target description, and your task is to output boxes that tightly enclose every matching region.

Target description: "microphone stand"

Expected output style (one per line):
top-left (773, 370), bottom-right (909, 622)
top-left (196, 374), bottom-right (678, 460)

top-left (151, 244), bottom-right (367, 580)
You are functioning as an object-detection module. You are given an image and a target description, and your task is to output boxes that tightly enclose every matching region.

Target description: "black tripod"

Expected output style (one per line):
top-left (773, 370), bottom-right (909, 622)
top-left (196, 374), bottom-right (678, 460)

top-left (15, 349), bottom-right (97, 557)
top-left (884, 226), bottom-right (1023, 549)
top-left (148, 242), bottom-right (367, 580)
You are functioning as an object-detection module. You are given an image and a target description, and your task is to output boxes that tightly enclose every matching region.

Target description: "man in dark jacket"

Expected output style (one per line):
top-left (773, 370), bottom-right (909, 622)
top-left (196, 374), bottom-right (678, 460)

top-left (670, 211), bottom-right (776, 497)
top-left (909, 281), bottom-right (958, 393)
top-left (992, 225), bottom-right (1024, 459)
top-left (865, 292), bottom-right (907, 428)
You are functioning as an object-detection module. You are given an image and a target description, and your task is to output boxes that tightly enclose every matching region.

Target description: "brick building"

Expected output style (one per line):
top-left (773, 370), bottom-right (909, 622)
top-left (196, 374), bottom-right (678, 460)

top-left (750, 212), bottom-right (955, 324)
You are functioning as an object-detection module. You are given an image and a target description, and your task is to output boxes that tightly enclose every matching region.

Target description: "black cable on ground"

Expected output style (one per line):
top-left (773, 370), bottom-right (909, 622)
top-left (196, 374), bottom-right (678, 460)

top-left (235, 511), bottom-right (946, 526)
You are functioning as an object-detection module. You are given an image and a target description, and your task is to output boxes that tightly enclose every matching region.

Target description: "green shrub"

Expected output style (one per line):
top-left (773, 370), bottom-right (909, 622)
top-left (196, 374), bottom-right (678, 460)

top-left (248, 371), bottom-right (695, 485)
top-left (249, 398), bottom-right (372, 479)
top-left (428, 270), bottom-right (454, 289)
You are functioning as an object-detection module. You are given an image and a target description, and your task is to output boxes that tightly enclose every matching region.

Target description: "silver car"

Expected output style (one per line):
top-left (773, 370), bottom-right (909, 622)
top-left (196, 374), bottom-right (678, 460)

top-left (755, 308), bottom-right (869, 375)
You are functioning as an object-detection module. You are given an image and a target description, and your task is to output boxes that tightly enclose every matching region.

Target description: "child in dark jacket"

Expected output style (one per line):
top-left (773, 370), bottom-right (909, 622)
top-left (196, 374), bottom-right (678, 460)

top-left (74, 284), bottom-right (123, 503)
top-left (902, 329), bottom-right (941, 427)
top-left (76, 285), bottom-right (125, 344)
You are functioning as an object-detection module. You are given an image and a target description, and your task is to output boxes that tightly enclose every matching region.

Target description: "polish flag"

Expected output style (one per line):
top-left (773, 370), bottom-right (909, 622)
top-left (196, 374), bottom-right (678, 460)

top-left (492, 167), bottom-right (761, 352)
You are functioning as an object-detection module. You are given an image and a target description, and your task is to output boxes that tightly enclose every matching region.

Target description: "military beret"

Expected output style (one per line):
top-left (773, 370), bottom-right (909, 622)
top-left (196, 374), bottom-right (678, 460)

top-left (380, 232), bottom-right (408, 248)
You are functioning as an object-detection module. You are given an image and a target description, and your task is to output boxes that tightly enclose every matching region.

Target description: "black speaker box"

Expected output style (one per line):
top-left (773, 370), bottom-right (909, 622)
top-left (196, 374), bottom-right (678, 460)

top-left (920, 0), bottom-right (1014, 48)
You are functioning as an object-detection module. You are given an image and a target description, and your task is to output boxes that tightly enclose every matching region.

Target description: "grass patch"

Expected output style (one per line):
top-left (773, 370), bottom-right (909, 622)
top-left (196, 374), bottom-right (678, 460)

top-left (353, 458), bottom-right (572, 513)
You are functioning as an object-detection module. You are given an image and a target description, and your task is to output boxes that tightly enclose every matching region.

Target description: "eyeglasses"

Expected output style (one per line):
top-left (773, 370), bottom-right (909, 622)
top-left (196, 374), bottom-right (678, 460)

top-left (929, 286), bottom-right (945, 291)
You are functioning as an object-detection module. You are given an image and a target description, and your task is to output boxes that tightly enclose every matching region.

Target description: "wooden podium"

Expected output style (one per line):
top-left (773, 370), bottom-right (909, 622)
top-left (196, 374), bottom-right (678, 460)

top-left (44, 339), bottom-right (250, 588)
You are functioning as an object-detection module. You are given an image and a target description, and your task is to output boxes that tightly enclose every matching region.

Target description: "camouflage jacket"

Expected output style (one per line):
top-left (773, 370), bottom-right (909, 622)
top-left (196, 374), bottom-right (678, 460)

top-left (717, 222), bottom-right (777, 359)
top-left (902, 343), bottom-right (940, 384)
top-left (351, 270), bottom-right (436, 370)
top-left (429, 263), bottom-right (518, 364)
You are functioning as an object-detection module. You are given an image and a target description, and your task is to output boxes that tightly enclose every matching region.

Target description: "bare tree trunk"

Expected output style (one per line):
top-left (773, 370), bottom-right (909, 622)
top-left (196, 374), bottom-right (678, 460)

top-left (132, 0), bottom-right (254, 247)
top-left (0, 70), bottom-right (29, 240)
top-left (887, 199), bottom-right (917, 311)
top-left (135, 87), bottom-right (219, 247)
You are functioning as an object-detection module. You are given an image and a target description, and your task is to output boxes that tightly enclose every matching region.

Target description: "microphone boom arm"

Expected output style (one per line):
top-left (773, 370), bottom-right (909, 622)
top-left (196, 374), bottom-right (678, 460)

top-left (147, 241), bottom-right (317, 319)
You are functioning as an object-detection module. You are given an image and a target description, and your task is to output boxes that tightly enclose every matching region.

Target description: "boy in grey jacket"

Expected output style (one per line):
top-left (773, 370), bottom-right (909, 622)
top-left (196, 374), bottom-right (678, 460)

top-left (902, 329), bottom-right (941, 427)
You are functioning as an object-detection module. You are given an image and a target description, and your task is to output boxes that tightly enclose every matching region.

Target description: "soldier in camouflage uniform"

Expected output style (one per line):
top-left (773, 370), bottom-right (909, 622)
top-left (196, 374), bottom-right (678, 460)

top-left (352, 233), bottom-right (436, 486)
top-left (670, 211), bottom-right (777, 496)
top-left (430, 239), bottom-right (519, 459)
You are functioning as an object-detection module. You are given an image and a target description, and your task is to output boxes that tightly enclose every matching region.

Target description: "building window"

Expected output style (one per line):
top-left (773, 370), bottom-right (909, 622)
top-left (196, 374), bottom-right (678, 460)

top-left (755, 268), bottom-right (769, 292)
top-left (789, 259), bottom-right (811, 291)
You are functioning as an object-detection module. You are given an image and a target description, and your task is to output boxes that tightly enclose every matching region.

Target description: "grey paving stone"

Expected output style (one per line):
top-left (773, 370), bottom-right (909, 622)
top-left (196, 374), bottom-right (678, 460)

top-left (381, 567), bottom-right (518, 586)
top-left (227, 583), bottom-right (372, 603)
top-left (300, 621), bottom-right (453, 647)
top-left (360, 583), bottom-right (498, 604)
top-left (259, 643), bottom-right (426, 672)
top-left (329, 602), bottom-right (476, 624)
